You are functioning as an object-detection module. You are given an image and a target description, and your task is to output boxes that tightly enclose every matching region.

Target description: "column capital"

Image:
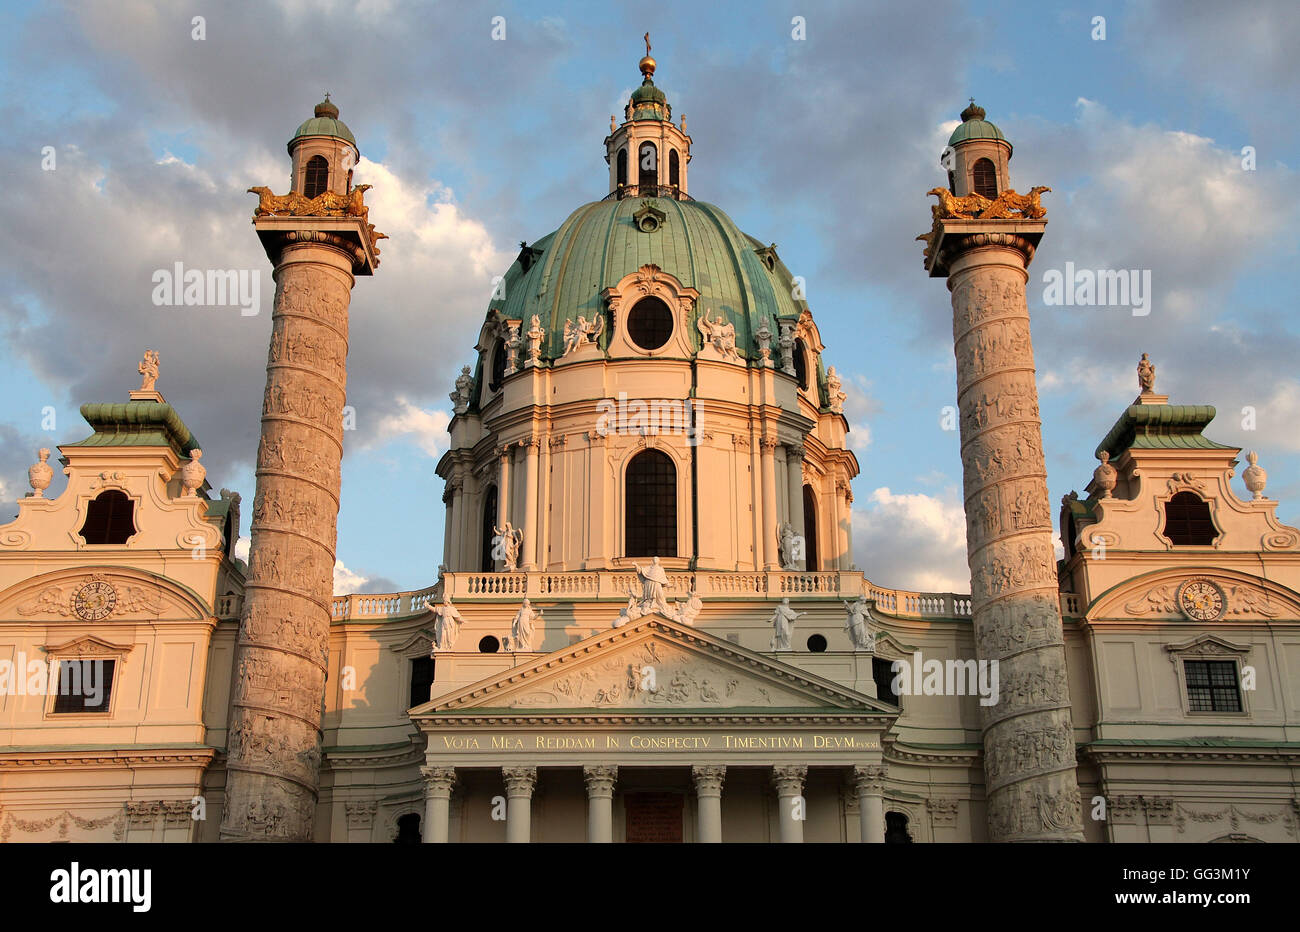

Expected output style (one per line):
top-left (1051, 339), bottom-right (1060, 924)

top-left (786, 442), bottom-right (804, 460)
top-left (420, 765), bottom-right (457, 795)
top-left (760, 436), bottom-right (779, 453)
top-left (770, 764), bottom-right (807, 795)
top-left (852, 764), bottom-right (887, 794)
top-left (582, 764), bottom-right (618, 798)
top-left (502, 765), bottom-right (538, 796)
top-left (691, 764), bottom-right (726, 795)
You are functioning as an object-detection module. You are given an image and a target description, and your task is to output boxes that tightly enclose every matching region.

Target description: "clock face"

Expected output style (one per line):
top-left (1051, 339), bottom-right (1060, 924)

top-left (73, 580), bottom-right (117, 621)
top-left (1178, 578), bottom-right (1225, 622)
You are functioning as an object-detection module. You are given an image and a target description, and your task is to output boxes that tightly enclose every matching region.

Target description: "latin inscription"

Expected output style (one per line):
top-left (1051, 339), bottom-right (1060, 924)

top-left (437, 733), bottom-right (879, 751)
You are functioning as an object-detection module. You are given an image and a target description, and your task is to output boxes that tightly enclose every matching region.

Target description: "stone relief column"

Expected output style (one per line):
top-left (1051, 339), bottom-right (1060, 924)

top-left (692, 764), bottom-right (726, 843)
top-left (220, 236), bottom-right (363, 842)
top-left (786, 444), bottom-right (805, 570)
top-left (503, 765), bottom-right (537, 843)
top-left (760, 436), bottom-right (779, 570)
top-left (421, 766), bottom-right (456, 844)
top-left (934, 229), bottom-right (1084, 842)
top-left (522, 436), bottom-right (539, 570)
top-left (852, 764), bottom-right (885, 843)
top-left (583, 764), bottom-right (618, 843)
top-left (771, 764), bottom-right (807, 843)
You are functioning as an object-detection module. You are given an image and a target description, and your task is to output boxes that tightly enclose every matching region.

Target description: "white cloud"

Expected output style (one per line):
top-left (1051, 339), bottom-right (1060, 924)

top-left (373, 399), bottom-right (452, 460)
top-left (333, 559), bottom-right (370, 595)
top-left (852, 486), bottom-right (970, 593)
top-left (233, 536), bottom-right (250, 563)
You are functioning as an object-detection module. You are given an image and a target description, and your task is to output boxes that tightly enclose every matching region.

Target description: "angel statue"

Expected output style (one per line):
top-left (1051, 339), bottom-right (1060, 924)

top-left (672, 588), bottom-right (702, 626)
top-left (613, 589), bottom-right (643, 628)
top-left (769, 597), bottom-right (806, 652)
top-left (843, 595), bottom-right (875, 652)
top-left (431, 595), bottom-right (464, 651)
top-left (138, 349), bottom-right (160, 392)
top-left (583, 312), bottom-right (606, 343)
top-left (562, 317), bottom-right (586, 357)
top-left (696, 314), bottom-right (737, 359)
top-left (492, 521), bottom-right (524, 571)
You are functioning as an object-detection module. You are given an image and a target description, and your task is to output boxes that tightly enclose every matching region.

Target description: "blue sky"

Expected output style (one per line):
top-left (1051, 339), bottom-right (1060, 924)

top-left (0, 0), bottom-right (1296, 594)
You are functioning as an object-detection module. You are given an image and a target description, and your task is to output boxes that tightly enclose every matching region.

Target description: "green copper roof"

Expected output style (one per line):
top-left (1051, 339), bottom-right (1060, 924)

top-left (289, 98), bottom-right (357, 150)
top-left (68, 401), bottom-right (201, 457)
top-left (486, 196), bottom-right (810, 360)
top-left (631, 78), bottom-right (667, 105)
top-left (1095, 404), bottom-right (1235, 460)
top-left (947, 101), bottom-right (1011, 153)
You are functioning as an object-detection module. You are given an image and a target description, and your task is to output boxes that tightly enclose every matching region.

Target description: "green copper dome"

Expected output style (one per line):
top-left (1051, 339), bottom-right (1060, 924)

top-left (289, 97), bottom-right (357, 150)
top-left (484, 195), bottom-right (815, 374)
top-left (947, 101), bottom-right (1011, 153)
top-left (631, 77), bottom-right (667, 105)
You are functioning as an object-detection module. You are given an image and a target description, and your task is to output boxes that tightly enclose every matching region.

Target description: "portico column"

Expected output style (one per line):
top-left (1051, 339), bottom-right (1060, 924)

top-left (786, 444), bottom-right (805, 569)
top-left (522, 436), bottom-right (540, 570)
top-left (420, 766), bottom-right (456, 844)
top-left (692, 765), bottom-right (726, 843)
top-left (853, 764), bottom-right (886, 843)
top-left (502, 766), bottom-right (537, 843)
top-left (771, 764), bottom-right (807, 843)
top-left (760, 437), bottom-right (779, 569)
top-left (583, 765), bottom-right (618, 843)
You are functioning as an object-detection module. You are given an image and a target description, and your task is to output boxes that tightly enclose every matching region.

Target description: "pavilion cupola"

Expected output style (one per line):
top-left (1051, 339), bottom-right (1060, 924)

top-left (604, 34), bottom-right (692, 200)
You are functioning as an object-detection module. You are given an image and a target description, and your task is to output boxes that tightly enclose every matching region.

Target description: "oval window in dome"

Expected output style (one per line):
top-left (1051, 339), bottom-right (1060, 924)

top-left (627, 296), bottom-right (673, 350)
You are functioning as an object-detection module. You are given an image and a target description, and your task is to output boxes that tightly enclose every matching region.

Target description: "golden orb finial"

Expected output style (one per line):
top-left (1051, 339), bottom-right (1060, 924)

top-left (639, 31), bottom-right (656, 78)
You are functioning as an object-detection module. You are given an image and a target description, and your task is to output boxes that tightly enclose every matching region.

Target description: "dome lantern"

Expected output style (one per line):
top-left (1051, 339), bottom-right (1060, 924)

top-left (943, 98), bottom-right (1013, 200)
top-left (287, 93), bottom-right (360, 198)
top-left (605, 34), bottom-right (692, 200)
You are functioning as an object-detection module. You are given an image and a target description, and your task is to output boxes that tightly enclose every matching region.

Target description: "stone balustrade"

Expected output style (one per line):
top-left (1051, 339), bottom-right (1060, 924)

top-left (325, 571), bottom-right (975, 622)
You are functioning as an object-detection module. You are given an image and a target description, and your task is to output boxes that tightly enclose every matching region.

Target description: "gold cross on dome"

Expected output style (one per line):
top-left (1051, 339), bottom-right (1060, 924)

top-left (644, 32), bottom-right (651, 56)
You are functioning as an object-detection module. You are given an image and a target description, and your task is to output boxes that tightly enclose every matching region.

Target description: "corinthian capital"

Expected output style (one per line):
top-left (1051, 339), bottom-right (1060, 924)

top-left (502, 766), bottom-right (538, 796)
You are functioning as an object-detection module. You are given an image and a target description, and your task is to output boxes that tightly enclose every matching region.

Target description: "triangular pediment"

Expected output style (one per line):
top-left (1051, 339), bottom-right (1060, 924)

top-left (414, 615), bottom-right (893, 716)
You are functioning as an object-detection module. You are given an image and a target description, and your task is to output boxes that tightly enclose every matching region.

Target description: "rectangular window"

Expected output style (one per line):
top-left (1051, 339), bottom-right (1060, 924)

top-left (1184, 660), bottom-right (1242, 713)
top-left (872, 657), bottom-right (902, 708)
top-left (409, 656), bottom-right (436, 709)
top-left (50, 659), bottom-right (116, 714)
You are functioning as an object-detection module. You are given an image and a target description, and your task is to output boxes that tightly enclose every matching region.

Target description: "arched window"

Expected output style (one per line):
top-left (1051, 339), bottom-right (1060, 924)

top-left (1163, 491), bottom-right (1217, 545)
top-left (971, 158), bottom-right (998, 198)
top-left (393, 813), bottom-right (422, 844)
top-left (79, 490), bottom-right (135, 545)
top-left (488, 338), bottom-right (507, 392)
top-left (616, 148), bottom-right (628, 189)
top-left (793, 338), bottom-right (809, 391)
top-left (669, 149), bottom-right (680, 187)
top-left (625, 450), bottom-right (676, 557)
top-left (480, 485), bottom-right (498, 571)
top-left (802, 485), bottom-right (819, 571)
top-left (638, 142), bottom-right (658, 195)
top-left (304, 155), bottom-right (330, 199)
top-left (627, 296), bottom-right (673, 351)
top-left (885, 811), bottom-right (913, 844)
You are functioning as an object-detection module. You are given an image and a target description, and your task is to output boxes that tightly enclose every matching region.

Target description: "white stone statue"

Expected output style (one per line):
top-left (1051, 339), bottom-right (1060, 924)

top-left (431, 595), bottom-right (464, 651)
top-left (450, 366), bottom-right (472, 414)
top-left (561, 314), bottom-right (604, 357)
top-left (826, 366), bottom-right (847, 414)
top-left (505, 323), bottom-right (522, 370)
top-left (843, 595), bottom-right (875, 651)
top-left (613, 589), bottom-right (643, 628)
top-left (697, 314), bottom-right (738, 360)
top-left (509, 598), bottom-right (542, 652)
top-left (1243, 450), bottom-right (1268, 500)
top-left (179, 449), bottom-right (206, 497)
top-left (526, 314), bottom-right (545, 363)
top-left (778, 522), bottom-right (800, 570)
top-left (27, 448), bottom-right (53, 498)
top-left (634, 556), bottom-right (673, 615)
top-left (769, 597), bottom-right (805, 652)
top-left (755, 320), bottom-right (773, 364)
top-left (138, 349), bottom-right (160, 392)
top-left (493, 521), bottom-right (523, 571)
top-left (778, 322), bottom-right (796, 374)
top-left (673, 588), bottom-right (702, 626)
top-left (1137, 353), bottom-right (1155, 394)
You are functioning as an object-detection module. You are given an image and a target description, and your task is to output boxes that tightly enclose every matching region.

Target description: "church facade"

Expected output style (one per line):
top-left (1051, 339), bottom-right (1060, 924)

top-left (1, 50), bottom-right (1298, 843)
